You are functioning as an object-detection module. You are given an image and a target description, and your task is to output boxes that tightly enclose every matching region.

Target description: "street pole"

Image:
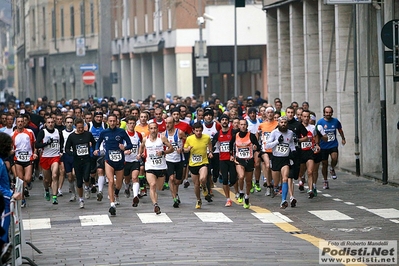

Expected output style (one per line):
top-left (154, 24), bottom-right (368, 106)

top-left (353, 5), bottom-right (360, 176)
top-left (199, 0), bottom-right (205, 97)
top-left (234, 5), bottom-right (238, 97)
top-left (373, 2), bottom-right (388, 184)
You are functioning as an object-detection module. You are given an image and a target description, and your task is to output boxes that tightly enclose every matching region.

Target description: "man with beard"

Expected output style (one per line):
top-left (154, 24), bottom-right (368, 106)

top-left (285, 106), bottom-right (308, 207)
top-left (266, 116), bottom-right (296, 209)
top-left (316, 106), bottom-right (346, 189)
top-left (212, 114), bottom-right (237, 207)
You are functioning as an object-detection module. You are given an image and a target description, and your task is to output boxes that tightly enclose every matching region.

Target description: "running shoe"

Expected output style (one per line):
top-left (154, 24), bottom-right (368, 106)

top-left (265, 187), bottom-right (271, 196)
top-left (45, 191), bottom-right (50, 201)
top-left (163, 182), bottom-right (169, 190)
top-left (39, 174), bottom-right (43, 180)
top-left (307, 189), bottom-right (314, 199)
top-left (250, 181), bottom-right (255, 193)
top-left (243, 198), bottom-right (250, 209)
top-left (124, 188), bottom-right (131, 198)
top-left (109, 206), bottom-right (116, 216)
top-left (57, 189), bottom-right (63, 197)
top-left (202, 186), bottom-right (208, 197)
top-left (24, 187), bottom-right (30, 197)
top-left (313, 187), bottom-right (318, 197)
top-left (21, 199), bottom-right (26, 208)
top-left (84, 188), bottom-right (91, 199)
top-left (255, 183), bottom-right (261, 192)
top-left (52, 196), bottom-right (58, 205)
top-left (114, 195), bottom-right (120, 205)
top-left (323, 181), bottom-right (329, 189)
top-left (290, 197), bottom-right (297, 208)
top-left (237, 193), bottom-right (244, 203)
top-left (270, 187), bottom-right (276, 198)
top-left (27, 182), bottom-right (33, 190)
top-left (132, 196), bottom-right (139, 207)
top-left (79, 200), bottom-right (84, 209)
top-left (184, 180), bottom-right (190, 188)
top-left (280, 200), bottom-right (288, 209)
top-left (225, 199), bottom-right (232, 207)
top-left (195, 200), bottom-right (202, 209)
top-left (154, 204), bottom-right (161, 215)
top-left (235, 193), bottom-right (240, 199)
top-left (97, 191), bottom-right (103, 201)
top-left (212, 176), bottom-right (218, 183)
top-left (298, 180), bottom-right (304, 192)
top-left (205, 194), bottom-right (213, 202)
top-left (69, 194), bottom-right (76, 202)
top-left (330, 168), bottom-right (337, 179)
top-left (176, 194), bottom-right (181, 204)
top-left (173, 198), bottom-right (179, 208)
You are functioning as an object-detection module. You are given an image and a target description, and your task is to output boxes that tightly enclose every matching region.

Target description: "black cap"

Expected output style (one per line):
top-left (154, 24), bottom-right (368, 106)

top-left (248, 107), bottom-right (257, 114)
top-left (219, 114), bottom-right (229, 121)
top-left (94, 111), bottom-right (103, 116)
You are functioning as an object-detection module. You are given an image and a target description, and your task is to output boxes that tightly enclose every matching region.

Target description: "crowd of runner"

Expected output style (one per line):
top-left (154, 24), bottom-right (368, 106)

top-left (0, 91), bottom-right (346, 254)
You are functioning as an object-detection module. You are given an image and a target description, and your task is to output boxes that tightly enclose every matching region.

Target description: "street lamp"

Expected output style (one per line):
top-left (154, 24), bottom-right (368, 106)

top-left (196, 13), bottom-right (213, 98)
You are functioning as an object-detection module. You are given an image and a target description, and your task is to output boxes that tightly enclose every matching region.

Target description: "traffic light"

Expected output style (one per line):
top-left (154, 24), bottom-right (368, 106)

top-left (235, 0), bottom-right (245, 8)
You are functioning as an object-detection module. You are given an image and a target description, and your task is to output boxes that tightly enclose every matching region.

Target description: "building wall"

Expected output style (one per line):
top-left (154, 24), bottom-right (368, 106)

top-left (264, 0), bottom-right (399, 182)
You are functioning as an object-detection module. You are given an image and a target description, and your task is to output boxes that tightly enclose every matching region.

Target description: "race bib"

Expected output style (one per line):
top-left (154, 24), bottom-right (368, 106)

top-left (109, 150), bottom-right (122, 162)
top-left (171, 143), bottom-right (179, 151)
top-left (76, 144), bottom-right (89, 156)
top-left (301, 142), bottom-right (312, 149)
top-left (263, 132), bottom-right (270, 142)
top-left (131, 144), bottom-right (138, 154)
top-left (149, 154), bottom-right (163, 165)
top-left (237, 147), bottom-right (251, 159)
top-left (275, 144), bottom-right (289, 156)
top-left (17, 151), bottom-right (30, 162)
top-left (220, 142), bottom-right (230, 153)
top-left (191, 154), bottom-right (203, 163)
top-left (50, 141), bottom-right (59, 150)
top-left (327, 132), bottom-right (335, 142)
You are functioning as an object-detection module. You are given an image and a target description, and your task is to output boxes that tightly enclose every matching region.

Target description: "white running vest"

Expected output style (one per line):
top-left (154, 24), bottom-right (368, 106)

top-left (165, 129), bottom-right (183, 163)
top-left (125, 131), bottom-right (141, 163)
top-left (202, 122), bottom-right (220, 153)
top-left (144, 136), bottom-right (167, 170)
top-left (42, 128), bottom-right (61, 158)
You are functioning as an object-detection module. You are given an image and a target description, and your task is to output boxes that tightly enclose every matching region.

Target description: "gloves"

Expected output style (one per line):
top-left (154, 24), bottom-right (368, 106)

top-left (46, 138), bottom-right (53, 145)
top-left (293, 135), bottom-right (298, 144)
top-left (278, 135), bottom-right (284, 144)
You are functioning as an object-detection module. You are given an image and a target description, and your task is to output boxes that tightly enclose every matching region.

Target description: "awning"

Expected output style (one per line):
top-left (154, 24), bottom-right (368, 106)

top-left (132, 39), bottom-right (165, 54)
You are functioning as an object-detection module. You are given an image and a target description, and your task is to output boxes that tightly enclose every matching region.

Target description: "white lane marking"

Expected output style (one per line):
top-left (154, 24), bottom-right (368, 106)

top-left (356, 206), bottom-right (368, 210)
top-left (308, 210), bottom-right (353, 221)
top-left (23, 218), bottom-right (51, 230)
top-left (344, 202), bottom-right (355, 205)
top-left (333, 198), bottom-right (343, 201)
top-left (137, 213), bottom-right (172, 223)
top-left (252, 212), bottom-right (293, 223)
top-left (366, 208), bottom-right (399, 219)
top-left (79, 215), bottom-right (112, 226)
top-left (194, 212), bottom-right (233, 223)
top-left (390, 219), bottom-right (399, 224)
top-left (323, 194), bottom-right (332, 197)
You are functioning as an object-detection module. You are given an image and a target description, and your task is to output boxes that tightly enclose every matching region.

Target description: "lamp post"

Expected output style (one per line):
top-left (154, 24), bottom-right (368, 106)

top-left (198, 16), bottom-right (205, 97)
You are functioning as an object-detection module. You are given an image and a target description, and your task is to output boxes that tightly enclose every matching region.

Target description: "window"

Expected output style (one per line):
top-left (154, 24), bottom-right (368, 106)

top-left (80, 2), bottom-right (85, 35)
top-left (90, 2), bottom-right (94, 34)
top-left (42, 7), bottom-right (46, 39)
top-left (70, 6), bottom-right (75, 37)
top-left (32, 8), bottom-right (36, 40)
top-left (51, 8), bottom-right (55, 38)
top-left (16, 7), bottom-right (20, 34)
top-left (60, 8), bottom-right (64, 38)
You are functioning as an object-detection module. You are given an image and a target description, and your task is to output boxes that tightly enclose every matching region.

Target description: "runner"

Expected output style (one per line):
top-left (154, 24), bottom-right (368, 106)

top-left (11, 115), bottom-right (38, 207)
top-left (316, 106), bottom-right (346, 189)
top-left (94, 114), bottom-right (133, 216)
top-left (65, 118), bottom-right (96, 208)
top-left (212, 114), bottom-right (237, 207)
top-left (138, 122), bottom-right (174, 214)
top-left (35, 116), bottom-right (64, 204)
top-left (230, 119), bottom-right (261, 209)
top-left (61, 116), bottom-right (77, 202)
top-left (123, 116), bottom-right (143, 207)
top-left (266, 116), bottom-right (296, 209)
top-left (184, 122), bottom-right (213, 209)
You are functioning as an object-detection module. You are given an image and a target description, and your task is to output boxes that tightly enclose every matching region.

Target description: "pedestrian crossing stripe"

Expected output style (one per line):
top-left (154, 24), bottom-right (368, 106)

top-left (365, 208), bottom-right (399, 219)
top-left (308, 210), bottom-right (353, 221)
top-left (137, 213), bottom-right (172, 223)
top-left (195, 212), bottom-right (232, 223)
top-left (390, 219), bottom-right (399, 224)
top-left (23, 218), bottom-right (51, 230)
top-left (252, 212), bottom-right (292, 223)
top-left (79, 215), bottom-right (112, 226)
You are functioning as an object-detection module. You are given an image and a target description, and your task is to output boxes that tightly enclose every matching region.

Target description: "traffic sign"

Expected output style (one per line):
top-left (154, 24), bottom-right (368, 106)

top-left (381, 19), bottom-right (399, 50)
top-left (82, 71), bottom-right (96, 85)
top-left (196, 58), bottom-right (209, 77)
top-left (80, 64), bottom-right (98, 71)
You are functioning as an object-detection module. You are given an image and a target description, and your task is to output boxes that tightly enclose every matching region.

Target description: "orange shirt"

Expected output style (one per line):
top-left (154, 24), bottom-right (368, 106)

top-left (135, 123), bottom-right (150, 138)
top-left (258, 120), bottom-right (278, 153)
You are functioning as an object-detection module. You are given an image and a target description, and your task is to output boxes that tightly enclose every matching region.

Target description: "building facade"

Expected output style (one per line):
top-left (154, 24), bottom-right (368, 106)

top-left (110, 0), bottom-right (267, 102)
top-left (263, 0), bottom-right (399, 181)
top-left (12, 0), bottom-right (111, 101)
